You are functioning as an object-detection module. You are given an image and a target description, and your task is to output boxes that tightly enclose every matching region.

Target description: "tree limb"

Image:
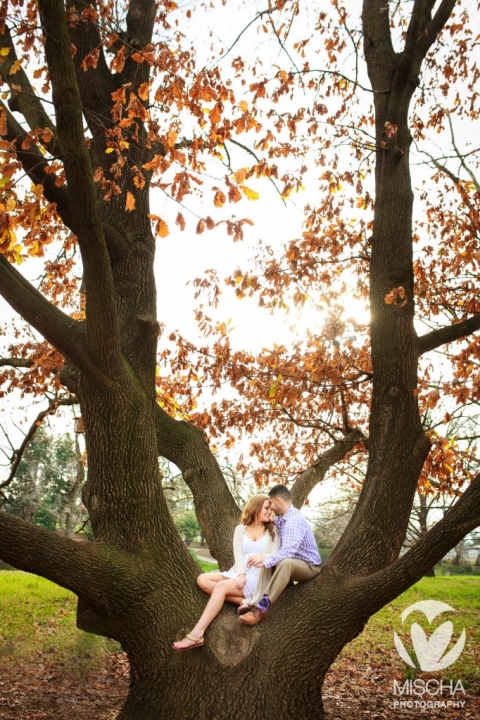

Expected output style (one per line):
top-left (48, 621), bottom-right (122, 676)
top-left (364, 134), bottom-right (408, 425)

top-left (414, 0), bottom-right (457, 65)
top-left (0, 510), bottom-right (141, 613)
top-left (2, 101), bottom-right (73, 227)
top-left (125, 0), bottom-right (156, 49)
top-left (354, 471), bottom-right (480, 615)
top-left (0, 357), bottom-right (33, 368)
top-left (38, 0), bottom-right (122, 374)
top-left (3, 102), bottom-right (129, 261)
top-left (0, 24), bottom-right (61, 156)
top-left (291, 429), bottom-right (365, 508)
top-left (66, 0), bottom-right (116, 131)
top-left (417, 314), bottom-right (480, 356)
top-left (154, 403), bottom-right (239, 568)
top-left (0, 255), bottom-right (98, 374)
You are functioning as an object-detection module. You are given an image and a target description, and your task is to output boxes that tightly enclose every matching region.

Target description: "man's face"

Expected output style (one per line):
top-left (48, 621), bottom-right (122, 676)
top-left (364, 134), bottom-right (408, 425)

top-left (269, 496), bottom-right (282, 516)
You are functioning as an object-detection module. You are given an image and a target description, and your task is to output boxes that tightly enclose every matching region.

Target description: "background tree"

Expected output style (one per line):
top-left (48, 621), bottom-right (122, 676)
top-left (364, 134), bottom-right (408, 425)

top-left (0, 2), bottom-right (479, 720)
top-left (174, 510), bottom-right (201, 545)
top-left (2, 424), bottom-right (83, 535)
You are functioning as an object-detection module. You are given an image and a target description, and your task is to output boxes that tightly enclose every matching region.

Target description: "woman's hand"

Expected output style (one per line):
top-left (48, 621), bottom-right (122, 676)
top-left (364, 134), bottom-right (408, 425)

top-left (236, 573), bottom-right (247, 591)
top-left (246, 553), bottom-right (266, 568)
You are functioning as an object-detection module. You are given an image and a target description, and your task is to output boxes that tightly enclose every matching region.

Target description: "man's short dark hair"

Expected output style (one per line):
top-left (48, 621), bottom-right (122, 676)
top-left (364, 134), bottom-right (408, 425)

top-left (268, 484), bottom-right (292, 501)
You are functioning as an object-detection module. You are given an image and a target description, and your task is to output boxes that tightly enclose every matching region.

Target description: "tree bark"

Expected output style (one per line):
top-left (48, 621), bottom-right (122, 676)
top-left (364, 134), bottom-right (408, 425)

top-left (330, 0), bottom-right (455, 575)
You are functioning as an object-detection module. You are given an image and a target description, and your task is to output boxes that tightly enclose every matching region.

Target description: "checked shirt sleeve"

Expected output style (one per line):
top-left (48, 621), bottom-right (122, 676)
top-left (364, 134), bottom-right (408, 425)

top-left (263, 514), bottom-right (306, 568)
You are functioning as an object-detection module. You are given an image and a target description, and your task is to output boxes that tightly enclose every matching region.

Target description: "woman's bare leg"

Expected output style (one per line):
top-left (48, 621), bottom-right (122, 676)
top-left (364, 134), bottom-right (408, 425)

top-left (225, 594), bottom-right (243, 605)
top-left (173, 578), bottom-right (244, 650)
top-left (197, 572), bottom-right (229, 595)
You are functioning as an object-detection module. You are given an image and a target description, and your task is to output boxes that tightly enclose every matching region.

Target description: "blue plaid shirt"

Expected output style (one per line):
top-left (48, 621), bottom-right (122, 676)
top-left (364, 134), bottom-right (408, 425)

top-left (263, 505), bottom-right (321, 568)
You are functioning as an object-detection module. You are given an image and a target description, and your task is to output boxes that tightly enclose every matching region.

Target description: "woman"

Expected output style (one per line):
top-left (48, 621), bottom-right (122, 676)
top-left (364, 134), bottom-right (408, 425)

top-left (172, 494), bottom-right (280, 650)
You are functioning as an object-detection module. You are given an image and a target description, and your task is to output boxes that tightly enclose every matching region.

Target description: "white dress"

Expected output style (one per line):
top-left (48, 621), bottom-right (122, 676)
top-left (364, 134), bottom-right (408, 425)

top-left (221, 532), bottom-right (270, 598)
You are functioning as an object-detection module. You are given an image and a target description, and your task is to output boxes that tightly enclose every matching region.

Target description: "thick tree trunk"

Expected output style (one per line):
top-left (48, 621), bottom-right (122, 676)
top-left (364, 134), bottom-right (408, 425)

top-left (115, 573), bottom-right (365, 720)
top-left (330, 1), bottom-right (440, 575)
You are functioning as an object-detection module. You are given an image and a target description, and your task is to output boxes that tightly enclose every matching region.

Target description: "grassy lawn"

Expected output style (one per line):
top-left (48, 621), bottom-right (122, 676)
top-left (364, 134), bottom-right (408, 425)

top-left (0, 571), bottom-right (119, 677)
top-left (338, 576), bottom-right (480, 685)
top-left (1, 567), bottom-right (478, 686)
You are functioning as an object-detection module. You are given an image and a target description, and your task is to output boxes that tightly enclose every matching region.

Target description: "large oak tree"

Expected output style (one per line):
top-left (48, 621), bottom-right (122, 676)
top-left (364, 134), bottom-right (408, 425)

top-left (0, 1), bottom-right (479, 718)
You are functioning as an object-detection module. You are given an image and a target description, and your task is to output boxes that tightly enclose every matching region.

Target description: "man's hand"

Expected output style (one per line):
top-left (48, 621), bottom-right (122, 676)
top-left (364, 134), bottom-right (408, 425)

top-left (246, 554), bottom-right (266, 568)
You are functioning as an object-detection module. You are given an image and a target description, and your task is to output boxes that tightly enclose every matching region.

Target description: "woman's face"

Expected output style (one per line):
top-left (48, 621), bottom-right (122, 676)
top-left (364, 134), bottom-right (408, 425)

top-left (258, 499), bottom-right (272, 523)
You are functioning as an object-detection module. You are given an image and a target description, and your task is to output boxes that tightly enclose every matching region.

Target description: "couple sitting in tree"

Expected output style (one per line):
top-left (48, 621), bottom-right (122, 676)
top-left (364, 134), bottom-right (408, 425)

top-left (173, 484), bottom-right (322, 650)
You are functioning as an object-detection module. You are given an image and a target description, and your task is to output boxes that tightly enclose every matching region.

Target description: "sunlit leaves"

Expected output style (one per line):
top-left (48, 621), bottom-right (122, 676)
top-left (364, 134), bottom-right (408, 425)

top-left (240, 186), bottom-right (259, 200)
top-left (213, 188), bottom-right (226, 207)
top-left (149, 214), bottom-right (169, 238)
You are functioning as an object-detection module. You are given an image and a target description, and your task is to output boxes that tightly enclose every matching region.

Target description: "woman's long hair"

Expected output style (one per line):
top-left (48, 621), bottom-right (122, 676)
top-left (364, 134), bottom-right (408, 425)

top-left (240, 494), bottom-right (276, 539)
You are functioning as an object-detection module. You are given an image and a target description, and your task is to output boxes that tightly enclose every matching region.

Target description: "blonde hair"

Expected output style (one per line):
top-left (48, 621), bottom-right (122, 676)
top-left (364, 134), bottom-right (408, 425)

top-left (240, 494), bottom-right (275, 539)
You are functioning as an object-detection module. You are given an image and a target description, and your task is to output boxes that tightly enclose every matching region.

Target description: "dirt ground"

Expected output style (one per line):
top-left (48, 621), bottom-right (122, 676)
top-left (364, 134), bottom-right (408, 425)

top-left (0, 651), bottom-right (478, 720)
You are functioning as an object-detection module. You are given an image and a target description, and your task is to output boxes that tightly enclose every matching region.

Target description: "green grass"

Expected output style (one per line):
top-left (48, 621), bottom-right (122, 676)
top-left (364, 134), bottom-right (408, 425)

top-left (188, 548), bottom-right (219, 573)
top-left (0, 572), bottom-right (119, 677)
top-left (341, 576), bottom-right (480, 685)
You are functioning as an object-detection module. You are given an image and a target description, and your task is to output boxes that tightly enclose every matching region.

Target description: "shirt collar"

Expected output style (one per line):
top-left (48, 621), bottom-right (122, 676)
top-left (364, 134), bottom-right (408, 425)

top-left (277, 505), bottom-right (294, 524)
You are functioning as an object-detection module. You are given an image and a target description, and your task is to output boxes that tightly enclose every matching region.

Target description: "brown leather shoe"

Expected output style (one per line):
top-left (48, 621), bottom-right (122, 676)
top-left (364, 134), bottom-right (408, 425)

top-left (238, 607), bottom-right (268, 625)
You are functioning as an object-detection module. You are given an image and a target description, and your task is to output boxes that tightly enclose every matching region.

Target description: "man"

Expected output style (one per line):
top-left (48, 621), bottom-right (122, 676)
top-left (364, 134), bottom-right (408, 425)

top-left (239, 484), bottom-right (322, 626)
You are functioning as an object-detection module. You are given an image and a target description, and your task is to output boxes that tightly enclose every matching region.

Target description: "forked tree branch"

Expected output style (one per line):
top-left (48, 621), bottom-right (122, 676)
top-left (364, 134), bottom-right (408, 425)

top-left (0, 24), bottom-right (61, 156)
top-left (154, 403), bottom-right (239, 568)
top-left (2, 102), bottom-right (73, 227)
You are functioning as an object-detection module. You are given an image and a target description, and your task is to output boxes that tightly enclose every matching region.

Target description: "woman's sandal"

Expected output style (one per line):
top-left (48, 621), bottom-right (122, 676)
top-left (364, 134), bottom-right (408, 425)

top-left (172, 633), bottom-right (205, 651)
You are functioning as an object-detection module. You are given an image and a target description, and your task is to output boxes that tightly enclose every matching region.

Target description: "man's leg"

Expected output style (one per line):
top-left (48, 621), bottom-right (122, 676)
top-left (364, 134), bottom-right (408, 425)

top-left (264, 559), bottom-right (320, 603)
top-left (239, 560), bottom-right (321, 625)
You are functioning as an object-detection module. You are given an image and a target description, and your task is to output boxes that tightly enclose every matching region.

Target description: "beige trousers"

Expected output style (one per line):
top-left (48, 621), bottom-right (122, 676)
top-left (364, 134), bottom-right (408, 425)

top-left (264, 558), bottom-right (322, 603)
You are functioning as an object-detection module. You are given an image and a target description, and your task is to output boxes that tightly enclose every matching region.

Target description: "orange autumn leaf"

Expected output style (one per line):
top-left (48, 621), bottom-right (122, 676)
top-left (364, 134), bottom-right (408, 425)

top-left (81, 48), bottom-right (100, 72)
top-left (138, 82), bottom-right (149, 101)
top-left (125, 191), bottom-right (136, 212)
top-left (214, 189), bottom-right (226, 207)
top-left (157, 219), bottom-right (169, 238)
top-left (384, 286), bottom-right (407, 307)
top-left (167, 129), bottom-right (178, 148)
top-left (111, 86), bottom-right (129, 103)
top-left (234, 168), bottom-right (247, 184)
top-left (0, 108), bottom-right (7, 136)
top-left (176, 213), bottom-right (185, 231)
top-left (209, 104), bottom-right (221, 125)
top-left (9, 58), bottom-right (22, 75)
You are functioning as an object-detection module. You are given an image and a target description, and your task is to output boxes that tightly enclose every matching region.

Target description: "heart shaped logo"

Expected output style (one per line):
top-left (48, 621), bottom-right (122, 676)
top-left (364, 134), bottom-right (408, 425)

top-left (393, 600), bottom-right (466, 672)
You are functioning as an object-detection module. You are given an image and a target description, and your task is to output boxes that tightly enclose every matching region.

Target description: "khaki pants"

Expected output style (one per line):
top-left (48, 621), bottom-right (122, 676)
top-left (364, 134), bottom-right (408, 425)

top-left (264, 558), bottom-right (322, 603)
